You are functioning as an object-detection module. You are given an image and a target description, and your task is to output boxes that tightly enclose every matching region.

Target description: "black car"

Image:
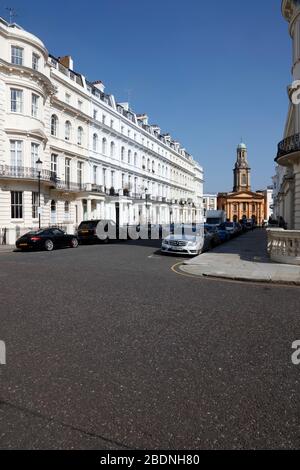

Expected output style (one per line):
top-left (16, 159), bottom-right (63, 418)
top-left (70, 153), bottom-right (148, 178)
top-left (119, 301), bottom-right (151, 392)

top-left (77, 219), bottom-right (117, 243)
top-left (16, 228), bottom-right (79, 251)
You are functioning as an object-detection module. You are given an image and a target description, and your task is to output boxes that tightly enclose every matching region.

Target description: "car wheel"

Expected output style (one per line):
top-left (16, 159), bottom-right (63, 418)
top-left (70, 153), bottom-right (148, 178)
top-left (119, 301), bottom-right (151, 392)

top-left (44, 239), bottom-right (54, 251)
top-left (70, 238), bottom-right (78, 248)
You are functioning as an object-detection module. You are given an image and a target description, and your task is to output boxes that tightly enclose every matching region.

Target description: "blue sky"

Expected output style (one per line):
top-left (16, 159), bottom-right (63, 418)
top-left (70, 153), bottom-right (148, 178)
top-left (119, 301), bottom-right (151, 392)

top-left (1, 0), bottom-right (291, 192)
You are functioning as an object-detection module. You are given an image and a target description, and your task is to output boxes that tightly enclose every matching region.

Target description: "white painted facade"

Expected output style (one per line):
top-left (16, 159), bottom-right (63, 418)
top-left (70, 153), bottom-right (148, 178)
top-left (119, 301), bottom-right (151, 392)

top-left (273, 0), bottom-right (300, 229)
top-left (202, 194), bottom-right (217, 217)
top-left (0, 17), bottom-right (204, 243)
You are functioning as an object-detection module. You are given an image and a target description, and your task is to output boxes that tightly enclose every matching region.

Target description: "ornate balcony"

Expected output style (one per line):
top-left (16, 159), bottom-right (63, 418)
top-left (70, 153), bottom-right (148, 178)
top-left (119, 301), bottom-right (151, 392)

top-left (276, 133), bottom-right (300, 165)
top-left (0, 165), bottom-right (52, 182)
top-left (267, 228), bottom-right (300, 265)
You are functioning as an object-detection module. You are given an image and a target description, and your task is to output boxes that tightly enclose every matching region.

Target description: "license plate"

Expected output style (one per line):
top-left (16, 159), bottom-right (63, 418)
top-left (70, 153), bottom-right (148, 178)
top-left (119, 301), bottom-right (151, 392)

top-left (80, 230), bottom-right (89, 234)
top-left (19, 243), bottom-right (28, 246)
top-left (171, 247), bottom-right (184, 251)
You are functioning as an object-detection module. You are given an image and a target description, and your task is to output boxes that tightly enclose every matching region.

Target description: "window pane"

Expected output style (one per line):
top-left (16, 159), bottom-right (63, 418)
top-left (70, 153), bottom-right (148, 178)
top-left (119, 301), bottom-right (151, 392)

top-left (10, 140), bottom-right (22, 167)
top-left (32, 94), bottom-right (39, 117)
top-left (11, 191), bottom-right (23, 219)
top-left (11, 89), bottom-right (23, 113)
top-left (32, 192), bottom-right (38, 218)
top-left (31, 143), bottom-right (39, 168)
top-left (11, 46), bottom-right (23, 65)
top-left (32, 53), bottom-right (39, 71)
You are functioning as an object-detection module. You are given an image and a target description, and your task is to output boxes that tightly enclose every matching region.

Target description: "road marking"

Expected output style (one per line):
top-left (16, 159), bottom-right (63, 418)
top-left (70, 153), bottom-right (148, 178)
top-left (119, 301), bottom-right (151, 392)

top-left (171, 262), bottom-right (200, 279)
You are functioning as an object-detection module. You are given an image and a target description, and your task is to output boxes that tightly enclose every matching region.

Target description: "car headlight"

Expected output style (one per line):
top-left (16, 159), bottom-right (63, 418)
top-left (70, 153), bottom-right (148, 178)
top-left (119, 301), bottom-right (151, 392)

top-left (187, 241), bottom-right (197, 247)
top-left (163, 239), bottom-right (170, 245)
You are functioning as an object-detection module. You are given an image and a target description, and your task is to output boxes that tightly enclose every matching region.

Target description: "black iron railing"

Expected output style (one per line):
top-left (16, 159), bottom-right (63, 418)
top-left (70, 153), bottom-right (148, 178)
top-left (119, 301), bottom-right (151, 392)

top-left (277, 133), bottom-right (300, 159)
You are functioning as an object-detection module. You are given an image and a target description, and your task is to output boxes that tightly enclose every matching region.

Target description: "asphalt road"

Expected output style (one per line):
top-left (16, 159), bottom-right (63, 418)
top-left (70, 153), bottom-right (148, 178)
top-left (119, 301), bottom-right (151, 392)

top-left (0, 239), bottom-right (299, 450)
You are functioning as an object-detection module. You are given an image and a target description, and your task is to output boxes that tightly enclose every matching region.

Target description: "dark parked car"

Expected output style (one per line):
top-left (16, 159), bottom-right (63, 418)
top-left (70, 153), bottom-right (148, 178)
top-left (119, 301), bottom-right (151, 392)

top-left (204, 224), bottom-right (221, 246)
top-left (77, 219), bottom-right (117, 243)
top-left (16, 228), bottom-right (79, 251)
top-left (216, 225), bottom-right (231, 242)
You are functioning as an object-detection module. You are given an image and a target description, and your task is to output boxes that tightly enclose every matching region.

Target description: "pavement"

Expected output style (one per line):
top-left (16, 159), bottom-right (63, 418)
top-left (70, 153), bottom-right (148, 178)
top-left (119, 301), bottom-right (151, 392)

top-left (0, 245), bottom-right (14, 253)
top-left (181, 229), bottom-right (300, 285)
top-left (0, 240), bottom-right (299, 449)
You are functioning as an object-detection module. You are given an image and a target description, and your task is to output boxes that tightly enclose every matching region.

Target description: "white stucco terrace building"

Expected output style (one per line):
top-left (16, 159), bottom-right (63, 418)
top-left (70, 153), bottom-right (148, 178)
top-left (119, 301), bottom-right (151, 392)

top-left (0, 17), bottom-right (204, 244)
top-left (268, 0), bottom-right (300, 264)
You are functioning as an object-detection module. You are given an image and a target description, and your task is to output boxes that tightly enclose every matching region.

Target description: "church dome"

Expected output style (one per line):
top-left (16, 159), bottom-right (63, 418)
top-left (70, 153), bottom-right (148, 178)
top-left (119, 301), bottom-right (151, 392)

top-left (237, 142), bottom-right (247, 150)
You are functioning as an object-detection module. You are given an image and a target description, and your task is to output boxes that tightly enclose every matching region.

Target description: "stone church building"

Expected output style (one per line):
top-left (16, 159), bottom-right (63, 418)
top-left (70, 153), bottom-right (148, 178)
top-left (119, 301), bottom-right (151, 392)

top-left (217, 143), bottom-right (265, 224)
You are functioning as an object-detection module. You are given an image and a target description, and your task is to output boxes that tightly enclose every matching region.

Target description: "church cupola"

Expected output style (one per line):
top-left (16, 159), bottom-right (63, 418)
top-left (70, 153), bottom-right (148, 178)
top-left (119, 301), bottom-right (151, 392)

top-left (233, 141), bottom-right (251, 192)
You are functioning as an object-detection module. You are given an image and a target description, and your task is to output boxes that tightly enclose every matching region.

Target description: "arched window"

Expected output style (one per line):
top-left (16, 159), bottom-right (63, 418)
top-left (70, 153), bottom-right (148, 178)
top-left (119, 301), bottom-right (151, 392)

top-left (51, 115), bottom-right (58, 136)
top-left (102, 137), bottom-right (107, 154)
top-left (77, 127), bottom-right (83, 146)
top-left (93, 134), bottom-right (98, 152)
top-left (242, 174), bottom-right (247, 185)
top-left (121, 147), bottom-right (125, 161)
top-left (128, 150), bottom-right (131, 164)
top-left (64, 201), bottom-right (70, 220)
top-left (147, 158), bottom-right (150, 171)
top-left (134, 152), bottom-right (137, 167)
top-left (65, 121), bottom-right (71, 141)
top-left (152, 160), bottom-right (155, 173)
top-left (110, 141), bottom-right (115, 157)
top-left (142, 156), bottom-right (146, 169)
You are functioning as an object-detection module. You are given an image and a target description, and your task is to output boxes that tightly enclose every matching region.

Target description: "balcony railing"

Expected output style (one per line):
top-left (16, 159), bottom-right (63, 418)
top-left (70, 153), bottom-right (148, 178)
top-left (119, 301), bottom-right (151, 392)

top-left (277, 133), bottom-right (300, 159)
top-left (55, 180), bottom-right (87, 192)
top-left (91, 184), bottom-right (105, 194)
top-left (0, 165), bottom-right (52, 181)
top-left (267, 228), bottom-right (300, 265)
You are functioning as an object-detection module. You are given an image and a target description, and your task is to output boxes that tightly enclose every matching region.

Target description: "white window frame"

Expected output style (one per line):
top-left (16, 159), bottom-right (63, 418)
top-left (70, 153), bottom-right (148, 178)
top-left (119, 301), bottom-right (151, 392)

top-left (77, 127), bottom-right (83, 146)
top-left (11, 191), bottom-right (23, 219)
top-left (10, 88), bottom-right (23, 113)
top-left (10, 140), bottom-right (23, 167)
top-left (31, 94), bottom-right (39, 118)
top-left (51, 154), bottom-right (57, 176)
top-left (65, 121), bottom-right (71, 141)
top-left (32, 192), bottom-right (39, 219)
top-left (31, 143), bottom-right (40, 168)
top-left (11, 46), bottom-right (23, 66)
top-left (32, 53), bottom-right (40, 71)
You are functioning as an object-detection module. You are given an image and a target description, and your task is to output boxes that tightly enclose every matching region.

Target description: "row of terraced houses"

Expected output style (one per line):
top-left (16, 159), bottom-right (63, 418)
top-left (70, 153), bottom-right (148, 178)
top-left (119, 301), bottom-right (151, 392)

top-left (0, 17), bottom-right (204, 244)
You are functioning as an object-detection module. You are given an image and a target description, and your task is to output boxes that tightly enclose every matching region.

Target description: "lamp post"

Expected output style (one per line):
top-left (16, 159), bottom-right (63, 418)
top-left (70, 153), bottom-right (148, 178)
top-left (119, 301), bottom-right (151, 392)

top-left (145, 187), bottom-right (150, 224)
top-left (36, 158), bottom-right (43, 229)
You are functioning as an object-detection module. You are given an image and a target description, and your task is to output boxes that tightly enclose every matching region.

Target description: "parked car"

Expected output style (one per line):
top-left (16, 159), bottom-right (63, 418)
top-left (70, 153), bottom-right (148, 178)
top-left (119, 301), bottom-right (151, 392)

top-left (204, 224), bottom-right (221, 246)
top-left (218, 221), bottom-right (240, 238)
top-left (161, 227), bottom-right (213, 256)
top-left (16, 228), bottom-right (78, 251)
top-left (77, 219), bottom-right (116, 243)
top-left (216, 225), bottom-right (231, 242)
top-left (161, 233), bottom-right (204, 256)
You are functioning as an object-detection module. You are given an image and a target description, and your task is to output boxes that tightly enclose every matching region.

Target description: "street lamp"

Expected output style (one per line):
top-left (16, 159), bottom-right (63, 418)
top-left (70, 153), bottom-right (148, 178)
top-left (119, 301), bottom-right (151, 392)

top-left (36, 158), bottom-right (43, 229)
top-left (145, 187), bottom-right (150, 223)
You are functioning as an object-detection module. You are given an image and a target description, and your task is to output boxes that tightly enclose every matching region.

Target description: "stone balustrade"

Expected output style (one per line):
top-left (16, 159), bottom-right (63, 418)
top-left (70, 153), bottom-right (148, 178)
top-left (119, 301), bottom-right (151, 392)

top-left (267, 228), bottom-right (300, 265)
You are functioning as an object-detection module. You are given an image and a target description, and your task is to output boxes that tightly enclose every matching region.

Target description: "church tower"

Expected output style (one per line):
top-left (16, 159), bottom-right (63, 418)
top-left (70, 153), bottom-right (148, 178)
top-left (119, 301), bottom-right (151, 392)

top-left (233, 142), bottom-right (251, 192)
